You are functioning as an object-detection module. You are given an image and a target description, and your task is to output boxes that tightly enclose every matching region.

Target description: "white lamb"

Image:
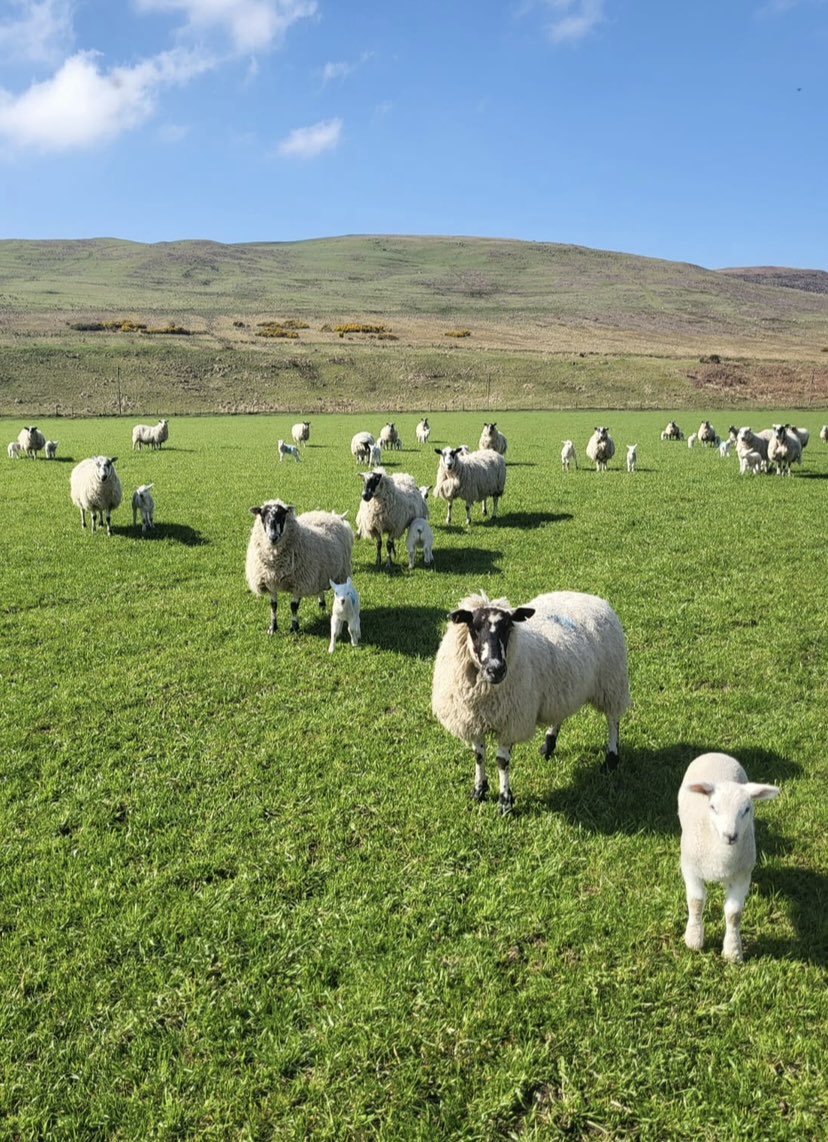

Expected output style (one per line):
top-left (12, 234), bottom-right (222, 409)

top-left (767, 424), bottom-right (802, 476)
top-left (45, 440), bottom-right (58, 460)
top-left (70, 456), bottom-right (123, 535)
top-left (479, 422), bottom-right (508, 455)
top-left (739, 449), bottom-right (763, 475)
top-left (132, 484), bottom-right (155, 533)
top-left (7, 442), bottom-right (22, 459)
top-left (626, 444), bottom-right (637, 473)
top-left (368, 442), bottom-right (383, 467)
top-left (17, 426), bottom-right (46, 459)
top-left (407, 517), bottom-right (435, 569)
top-left (433, 447), bottom-right (506, 526)
top-left (291, 421), bottom-right (310, 447)
top-left (246, 500), bottom-right (353, 635)
top-left (432, 591), bottom-right (631, 814)
top-left (687, 433), bottom-right (697, 449)
top-left (277, 439), bottom-right (301, 463)
top-left (718, 440), bottom-right (733, 458)
top-left (351, 431), bottom-right (375, 465)
top-left (561, 440), bottom-right (577, 471)
top-left (585, 426), bottom-right (616, 471)
top-left (132, 419), bottom-right (169, 451)
top-left (820, 425), bottom-right (828, 444)
top-left (328, 577), bottom-right (361, 653)
top-left (678, 752), bottom-right (779, 963)
top-left (416, 418), bottom-right (431, 445)
top-left (356, 468), bottom-right (428, 569)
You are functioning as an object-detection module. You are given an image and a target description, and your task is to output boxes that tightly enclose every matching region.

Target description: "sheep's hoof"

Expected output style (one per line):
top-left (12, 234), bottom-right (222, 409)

top-left (540, 733), bottom-right (557, 759)
top-left (290, 623), bottom-right (300, 635)
top-left (267, 625), bottom-right (278, 636)
top-left (601, 751), bottom-right (620, 772)
top-left (471, 779), bottom-right (489, 802)
top-left (498, 792), bottom-right (515, 816)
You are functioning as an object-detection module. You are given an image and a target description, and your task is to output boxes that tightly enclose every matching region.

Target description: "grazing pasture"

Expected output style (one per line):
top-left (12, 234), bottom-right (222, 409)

top-left (1, 410), bottom-right (826, 1138)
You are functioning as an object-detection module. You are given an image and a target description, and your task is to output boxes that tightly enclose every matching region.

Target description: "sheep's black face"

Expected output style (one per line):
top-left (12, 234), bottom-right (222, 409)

top-left (252, 501), bottom-right (291, 545)
top-left (95, 457), bottom-right (116, 482)
top-left (361, 471), bottom-right (384, 502)
top-left (450, 605), bottom-right (535, 685)
top-left (436, 447), bottom-right (462, 471)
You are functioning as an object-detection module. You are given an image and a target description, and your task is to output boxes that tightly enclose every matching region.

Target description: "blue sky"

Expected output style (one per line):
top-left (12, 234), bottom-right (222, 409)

top-left (1, 0), bottom-right (826, 269)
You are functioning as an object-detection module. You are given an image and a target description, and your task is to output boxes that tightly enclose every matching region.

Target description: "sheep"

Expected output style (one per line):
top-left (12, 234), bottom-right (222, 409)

top-left (356, 468), bottom-right (428, 569)
top-left (718, 439), bottom-right (733, 458)
top-left (132, 484), bottom-right (155, 533)
top-left (433, 447), bottom-right (506, 526)
top-left (351, 431), bottom-right (375, 465)
top-left (17, 426), bottom-right (46, 459)
top-left (328, 577), bottom-right (361, 653)
top-left (277, 439), bottom-right (301, 463)
top-left (678, 752), bottom-right (779, 963)
top-left (7, 441), bottom-right (23, 459)
top-left (478, 422), bottom-right (507, 455)
top-left (735, 427), bottom-right (772, 466)
top-left (791, 426), bottom-right (809, 453)
top-left (391, 435), bottom-right (403, 451)
top-left (697, 420), bottom-right (717, 447)
top-left (407, 517), bottom-right (435, 569)
top-left (246, 500), bottom-right (353, 635)
top-left (132, 419), bottom-right (169, 451)
top-left (767, 423), bottom-right (802, 476)
top-left (70, 456), bottom-right (123, 535)
top-left (739, 449), bottom-right (763, 476)
top-left (379, 422), bottom-right (399, 450)
top-left (626, 444), bottom-right (637, 473)
top-left (432, 590), bottom-right (631, 814)
top-left (416, 418), bottom-right (431, 445)
top-left (687, 433), bottom-right (697, 449)
top-left (660, 420), bottom-right (684, 441)
top-left (585, 426), bottom-right (616, 472)
top-left (45, 440), bottom-right (58, 460)
top-left (291, 421), bottom-right (310, 447)
top-left (561, 440), bottom-right (578, 471)
top-left (821, 425), bottom-right (828, 444)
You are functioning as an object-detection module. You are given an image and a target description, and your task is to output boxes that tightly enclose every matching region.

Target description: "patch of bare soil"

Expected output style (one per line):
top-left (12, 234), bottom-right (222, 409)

top-left (687, 360), bottom-right (828, 402)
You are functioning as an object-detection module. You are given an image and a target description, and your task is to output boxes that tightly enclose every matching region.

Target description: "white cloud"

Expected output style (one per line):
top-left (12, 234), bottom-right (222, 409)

top-left (320, 52), bottom-right (373, 85)
top-left (0, 48), bottom-right (212, 152)
top-left (137, 0), bottom-right (318, 54)
top-left (277, 117), bottom-right (342, 159)
top-left (543, 0), bottom-right (604, 44)
top-left (0, 0), bottom-right (74, 65)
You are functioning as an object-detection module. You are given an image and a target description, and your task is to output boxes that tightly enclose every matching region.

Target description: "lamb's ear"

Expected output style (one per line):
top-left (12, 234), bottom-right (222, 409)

top-left (250, 506), bottom-right (263, 516)
top-left (511, 607), bottom-right (535, 623)
top-left (449, 609), bottom-right (474, 627)
top-left (745, 783), bottom-right (780, 802)
top-left (686, 781), bottom-right (715, 796)
top-left (329, 578), bottom-right (337, 590)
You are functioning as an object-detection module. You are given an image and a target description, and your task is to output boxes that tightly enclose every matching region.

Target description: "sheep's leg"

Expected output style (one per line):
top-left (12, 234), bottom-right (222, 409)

top-left (446, 500), bottom-right (453, 525)
top-left (496, 746), bottom-right (514, 815)
top-left (375, 537), bottom-right (383, 568)
top-left (722, 875), bottom-right (751, 963)
top-left (682, 866), bottom-right (706, 951)
top-left (386, 538), bottom-right (396, 569)
top-left (602, 718), bottom-right (621, 771)
top-left (481, 497), bottom-right (489, 517)
top-left (318, 593), bottom-right (326, 611)
top-left (472, 742), bottom-right (488, 802)
top-left (80, 508), bottom-right (87, 530)
top-left (90, 510), bottom-right (98, 534)
top-left (105, 510), bottom-right (112, 536)
top-left (492, 494), bottom-right (500, 518)
top-left (290, 597), bottom-right (301, 634)
top-left (268, 596), bottom-right (278, 635)
top-left (464, 502), bottom-right (473, 527)
top-left (539, 723), bottom-right (561, 759)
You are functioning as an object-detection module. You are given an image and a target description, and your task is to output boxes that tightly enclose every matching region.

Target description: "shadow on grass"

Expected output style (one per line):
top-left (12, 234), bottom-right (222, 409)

top-left (496, 511), bottom-right (574, 530)
top-left (752, 865), bottom-right (828, 966)
top-left (304, 604), bottom-right (448, 658)
top-left (112, 523), bottom-right (208, 546)
top-left (441, 546), bottom-right (503, 574)
top-left (796, 471), bottom-right (828, 480)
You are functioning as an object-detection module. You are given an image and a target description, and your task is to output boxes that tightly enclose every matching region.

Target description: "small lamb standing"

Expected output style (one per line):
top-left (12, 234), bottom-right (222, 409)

top-left (45, 440), bottom-right (58, 460)
top-left (678, 752), bottom-right (779, 963)
top-left (718, 440), bottom-right (733, 458)
top-left (132, 484), bottom-right (155, 533)
top-left (291, 421), bottom-right (310, 447)
top-left (356, 468), bottom-right (428, 569)
top-left (479, 422), bottom-right (508, 455)
top-left (739, 449), bottom-right (763, 476)
top-left (585, 426), bottom-right (616, 471)
top-left (328, 577), bottom-right (361, 652)
top-left (820, 425), bottom-right (828, 444)
top-left (687, 433), bottom-right (697, 449)
top-left (18, 426), bottom-right (46, 459)
top-left (432, 591), bottom-right (631, 814)
top-left (277, 439), bottom-right (302, 463)
top-left (8, 442), bottom-right (23, 459)
top-left (626, 444), bottom-right (637, 473)
top-left (416, 418), bottom-right (431, 445)
top-left (246, 500), bottom-right (353, 635)
top-left (407, 517), bottom-right (435, 569)
top-left (70, 456), bottom-right (123, 535)
top-left (561, 440), bottom-right (578, 471)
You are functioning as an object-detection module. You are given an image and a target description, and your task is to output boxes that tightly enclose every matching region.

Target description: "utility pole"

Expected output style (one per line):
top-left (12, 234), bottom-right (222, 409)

top-left (116, 367), bottom-right (122, 415)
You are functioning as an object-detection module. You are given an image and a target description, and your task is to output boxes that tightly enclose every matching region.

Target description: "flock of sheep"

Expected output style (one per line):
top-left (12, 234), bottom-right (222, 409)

top-left (9, 407), bottom-right (812, 961)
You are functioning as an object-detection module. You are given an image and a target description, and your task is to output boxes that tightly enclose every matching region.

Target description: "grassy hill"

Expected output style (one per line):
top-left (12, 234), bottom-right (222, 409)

top-left (1, 236), bottom-right (827, 414)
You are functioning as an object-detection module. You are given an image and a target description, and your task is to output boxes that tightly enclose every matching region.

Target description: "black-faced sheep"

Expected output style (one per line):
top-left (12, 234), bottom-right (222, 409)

top-left (433, 447), bottom-right (506, 525)
top-left (356, 468), bottom-right (428, 569)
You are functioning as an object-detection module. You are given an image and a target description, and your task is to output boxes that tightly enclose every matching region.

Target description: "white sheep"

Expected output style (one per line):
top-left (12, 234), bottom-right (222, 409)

top-left (277, 439), bottom-right (301, 463)
top-left (17, 426), bottom-right (46, 459)
top-left (432, 590), bottom-right (631, 814)
top-left (407, 517), bottom-right (435, 569)
top-left (660, 420), bottom-right (684, 441)
top-left (132, 419), bottom-right (169, 451)
top-left (791, 426), bottom-right (809, 454)
top-left (820, 425), bottom-right (828, 444)
top-left (7, 441), bottom-right (23, 459)
top-left (328, 577), bottom-right (361, 652)
top-left (45, 440), bottom-right (58, 459)
top-left (718, 440), bottom-right (733, 458)
top-left (416, 418), bottom-right (431, 445)
top-left (739, 449), bottom-right (763, 475)
top-left (246, 500), bottom-right (353, 635)
top-left (678, 752), bottom-right (779, 963)
top-left (561, 440), bottom-right (578, 471)
top-left (132, 484), bottom-right (155, 533)
top-left (291, 421), bottom-right (310, 447)
top-left (378, 423), bottom-right (399, 450)
top-left (356, 468), bottom-right (428, 569)
top-left (735, 427), bottom-right (772, 466)
top-left (626, 444), bottom-right (637, 473)
top-left (687, 433), bottom-right (697, 449)
top-left (368, 442), bottom-right (382, 467)
top-left (478, 422), bottom-right (508, 455)
top-left (70, 456), bottom-right (123, 535)
top-left (351, 431), bottom-right (375, 465)
top-left (767, 424), bottom-right (802, 476)
top-left (433, 447), bottom-right (506, 526)
top-left (697, 420), bottom-right (717, 447)
top-left (585, 426), bottom-right (616, 471)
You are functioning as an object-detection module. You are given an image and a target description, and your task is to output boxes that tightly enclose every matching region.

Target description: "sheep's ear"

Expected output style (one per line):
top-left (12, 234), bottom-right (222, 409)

top-left (511, 607), bottom-right (535, 623)
top-left (686, 781), bottom-right (715, 796)
top-left (449, 609), bottom-right (474, 627)
top-left (250, 506), bottom-right (263, 516)
top-left (745, 783), bottom-right (780, 802)
top-left (434, 448), bottom-right (443, 455)
top-left (110, 456), bottom-right (118, 464)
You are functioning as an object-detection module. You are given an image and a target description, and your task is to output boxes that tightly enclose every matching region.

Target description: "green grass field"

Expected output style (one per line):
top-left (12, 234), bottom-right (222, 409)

top-left (1, 411), bottom-right (826, 1139)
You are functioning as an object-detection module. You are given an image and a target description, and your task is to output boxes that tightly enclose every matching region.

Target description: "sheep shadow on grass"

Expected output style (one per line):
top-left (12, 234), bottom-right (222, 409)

top-left (303, 604), bottom-right (448, 658)
top-left (751, 865), bottom-right (828, 966)
top-left (495, 511), bottom-right (573, 530)
top-left (114, 523), bottom-right (208, 546)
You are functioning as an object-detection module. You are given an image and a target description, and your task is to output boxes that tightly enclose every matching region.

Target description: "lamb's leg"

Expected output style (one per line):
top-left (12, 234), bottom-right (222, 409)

top-left (318, 593), bottom-right (326, 611)
top-left (328, 615), bottom-right (342, 653)
top-left (472, 741), bottom-right (488, 802)
top-left (540, 723), bottom-right (561, 759)
top-left (602, 718), bottom-right (621, 771)
top-left (290, 597), bottom-right (301, 634)
top-left (268, 596), bottom-right (278, 635)
top-left (682, 865), bottom-right (706, 951)
top-left (496, 745), bottom-right (514, 815)
top-left (348, 618), bottom-right (361, 647)
top-left (722, 875), bottom-right (751, 963)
